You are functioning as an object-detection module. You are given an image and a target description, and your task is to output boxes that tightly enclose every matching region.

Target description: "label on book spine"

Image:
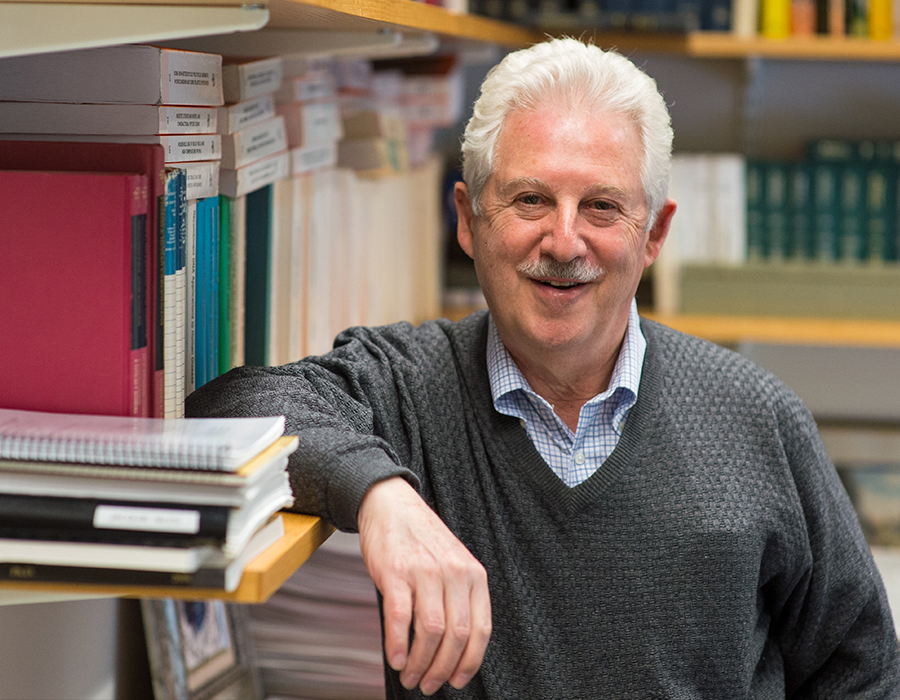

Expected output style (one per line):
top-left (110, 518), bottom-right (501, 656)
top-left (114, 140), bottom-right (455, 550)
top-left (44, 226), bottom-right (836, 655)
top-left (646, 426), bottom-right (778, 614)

top-left (160, 106), bottom-right (217, 134)
top-left (93, 505), bottom-right (201, 534)
top-left (218, 95), bottom-right (276, 134)
top-left (162, 135), bottom-right (222, 163)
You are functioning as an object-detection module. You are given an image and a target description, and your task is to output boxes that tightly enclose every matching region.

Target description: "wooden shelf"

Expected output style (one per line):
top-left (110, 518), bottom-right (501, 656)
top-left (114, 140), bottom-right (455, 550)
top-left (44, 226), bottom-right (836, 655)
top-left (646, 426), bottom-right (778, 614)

top-left (642, 313), bottom-right (900, 348)
top-left (266, 0), bottom-right (544, 47)
top-left (585, 30), bottom-right (900, 61)
top-left (0, 513), bottom-right (335, 604)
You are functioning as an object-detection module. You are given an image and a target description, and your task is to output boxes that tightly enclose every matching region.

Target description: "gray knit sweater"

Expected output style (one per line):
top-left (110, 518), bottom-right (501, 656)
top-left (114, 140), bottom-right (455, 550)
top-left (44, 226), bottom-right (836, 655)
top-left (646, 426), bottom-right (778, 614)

top-left (187, 311), bottom-right (900, 699)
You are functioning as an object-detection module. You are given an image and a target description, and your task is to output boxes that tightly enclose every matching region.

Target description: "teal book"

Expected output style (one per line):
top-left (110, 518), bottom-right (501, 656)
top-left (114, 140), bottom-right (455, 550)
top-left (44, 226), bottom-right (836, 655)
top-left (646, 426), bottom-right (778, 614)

top-left (763, 161), bottom-right (790, 261)
top-left (218, 196), bottom-right (233, 377)
top-left (244, 184), bottom-right (273, 367)
top-left (745, 160), bottom-right (767, 262)
top-left (788, 162), bottom-right (813, 261)
top-left (807, 139), bottom-right (854, 262)
top-left (857, 140), bottom-right (897, 263)
top-left (838, 161), bottom-right (865, 262)
top-left (194, 197), bottom-right (208, 391)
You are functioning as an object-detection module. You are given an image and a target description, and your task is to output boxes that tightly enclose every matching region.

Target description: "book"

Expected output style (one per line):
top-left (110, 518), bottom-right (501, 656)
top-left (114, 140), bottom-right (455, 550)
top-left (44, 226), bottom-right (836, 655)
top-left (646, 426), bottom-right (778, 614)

top-left (760, 0), bottom-right (791, 35)
top-left (0, 470), bottom-right (292, 555)
top-left (223, 56), bottom-right (284, 104)
top-left (219, 149), bottom-right (291, 198)
top-left (0, 103), bottom-right (218, 136)
top-left (244, 184), bottom-right (275, 367)
top-left (0, 435), bottom-right (298, 507)
top-left (0, 533), bottom-right (218, 573)
top-left (277, 100), bottom-right (343, 149)
top-left (162, 167), bottom-right (184, 419)
top-left (218, 196), bottom-right (234, 377)
top-left (0, 45), bottom-right (224, 105)
top-left (0, 133), bottom-right (222, 164)
top-left (194, 195), bottom-right (221, 389)
top-left (223, 194), bottom-right (248, 369)
top-left (0, 513), bottom-right (285, 592)
top-left (0, 408), bottom-right (286, 470)
top-left (0, 169), bottom-right (151, 417)
top-left (217, 95), bottom-right (277, 135)
top-left (0, 139), bottom-right (167, 417)
top-left (220, 116), bottom-right (288, 170)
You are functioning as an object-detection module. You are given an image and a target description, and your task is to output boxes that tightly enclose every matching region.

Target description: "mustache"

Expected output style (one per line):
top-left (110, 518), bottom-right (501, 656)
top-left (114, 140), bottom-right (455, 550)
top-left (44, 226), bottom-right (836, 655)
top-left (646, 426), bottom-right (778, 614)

top-left (516, 257), bottom-right (604, 283)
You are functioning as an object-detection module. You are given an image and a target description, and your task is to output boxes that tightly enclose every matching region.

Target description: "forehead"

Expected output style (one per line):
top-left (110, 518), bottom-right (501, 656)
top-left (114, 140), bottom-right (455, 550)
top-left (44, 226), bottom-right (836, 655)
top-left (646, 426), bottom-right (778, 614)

top-left (491, 105), bottom-right (644, 190)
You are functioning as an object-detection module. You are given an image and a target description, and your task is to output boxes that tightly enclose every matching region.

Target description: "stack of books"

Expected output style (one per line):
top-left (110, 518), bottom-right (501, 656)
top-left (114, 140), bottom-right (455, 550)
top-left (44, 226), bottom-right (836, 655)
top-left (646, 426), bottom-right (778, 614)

top-left (0, 407), bottom-right (296, 592)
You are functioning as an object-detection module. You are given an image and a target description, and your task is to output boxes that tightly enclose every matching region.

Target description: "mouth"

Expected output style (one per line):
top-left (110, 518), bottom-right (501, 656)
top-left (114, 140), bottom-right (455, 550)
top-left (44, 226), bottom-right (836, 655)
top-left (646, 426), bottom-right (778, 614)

top-left (536, 278), bottom-right (583, 289)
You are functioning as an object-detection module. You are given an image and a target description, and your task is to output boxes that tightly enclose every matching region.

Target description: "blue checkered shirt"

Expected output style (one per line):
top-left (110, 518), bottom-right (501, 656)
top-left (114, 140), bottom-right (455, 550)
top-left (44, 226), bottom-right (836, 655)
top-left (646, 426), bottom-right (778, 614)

top-left (487, 300), bottom-right (646, 487)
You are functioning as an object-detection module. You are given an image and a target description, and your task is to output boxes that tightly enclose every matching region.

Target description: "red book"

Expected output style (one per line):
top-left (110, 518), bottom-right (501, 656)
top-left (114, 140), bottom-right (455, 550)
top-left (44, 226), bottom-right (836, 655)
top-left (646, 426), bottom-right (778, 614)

top-left (0, 140), bottom-right (166, 417)
top-left (0, 170), bottom-right (150, 417)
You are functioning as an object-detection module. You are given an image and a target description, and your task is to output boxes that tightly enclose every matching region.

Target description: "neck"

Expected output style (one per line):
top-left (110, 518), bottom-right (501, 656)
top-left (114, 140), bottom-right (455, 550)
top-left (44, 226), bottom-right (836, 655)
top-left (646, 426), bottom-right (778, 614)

top-left (508, 335), bottom-right (624, 433)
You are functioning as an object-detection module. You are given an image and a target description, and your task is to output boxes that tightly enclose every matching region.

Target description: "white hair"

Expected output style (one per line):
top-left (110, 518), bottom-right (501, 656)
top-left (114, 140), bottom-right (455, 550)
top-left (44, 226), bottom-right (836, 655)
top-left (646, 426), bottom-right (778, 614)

top-left (461, 37), bottom-right (673, 227)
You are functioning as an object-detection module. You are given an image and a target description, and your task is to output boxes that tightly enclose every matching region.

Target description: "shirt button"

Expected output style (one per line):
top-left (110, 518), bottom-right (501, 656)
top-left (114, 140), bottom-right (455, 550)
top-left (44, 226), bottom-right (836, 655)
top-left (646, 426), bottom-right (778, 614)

top-left (574, 451), bottom-right (586, 465)
top-left (519, 419), bottom-right (527, 428)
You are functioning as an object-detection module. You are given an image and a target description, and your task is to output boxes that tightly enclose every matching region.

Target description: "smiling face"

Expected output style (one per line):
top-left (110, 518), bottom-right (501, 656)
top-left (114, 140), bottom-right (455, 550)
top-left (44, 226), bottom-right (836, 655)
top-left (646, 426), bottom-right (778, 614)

top-left (456, 104), bottom-right (674, 386)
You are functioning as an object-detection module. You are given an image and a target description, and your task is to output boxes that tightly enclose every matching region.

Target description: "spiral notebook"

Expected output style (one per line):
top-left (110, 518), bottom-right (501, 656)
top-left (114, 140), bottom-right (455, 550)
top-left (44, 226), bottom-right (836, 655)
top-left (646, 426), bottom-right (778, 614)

top-left (0, 408), bottom-right (285, 471)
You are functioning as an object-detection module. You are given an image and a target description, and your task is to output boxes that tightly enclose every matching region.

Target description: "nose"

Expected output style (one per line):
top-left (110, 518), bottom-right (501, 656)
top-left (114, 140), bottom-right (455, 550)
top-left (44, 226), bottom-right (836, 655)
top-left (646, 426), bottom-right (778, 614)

top-left (540, 202), bottom-right (588, 263)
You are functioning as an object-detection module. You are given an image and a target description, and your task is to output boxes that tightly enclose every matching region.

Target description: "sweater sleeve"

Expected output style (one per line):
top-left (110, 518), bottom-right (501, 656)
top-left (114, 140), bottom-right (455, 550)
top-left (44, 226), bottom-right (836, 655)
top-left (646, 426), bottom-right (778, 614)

top-left (185, 323), bottom-right (431, 532)
top-left (772, 392), bottom-right (900, 698)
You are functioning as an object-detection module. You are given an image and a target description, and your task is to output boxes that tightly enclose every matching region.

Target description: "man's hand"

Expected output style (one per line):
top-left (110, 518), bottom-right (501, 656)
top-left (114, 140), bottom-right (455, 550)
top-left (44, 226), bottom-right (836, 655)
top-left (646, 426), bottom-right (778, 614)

top-left (357, 477), bottom-right (492, 696)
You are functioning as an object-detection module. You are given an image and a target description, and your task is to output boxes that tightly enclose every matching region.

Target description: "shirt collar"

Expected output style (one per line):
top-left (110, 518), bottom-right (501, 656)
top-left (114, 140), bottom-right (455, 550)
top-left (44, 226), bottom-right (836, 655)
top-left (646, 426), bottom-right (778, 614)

top-left (487, 299), bottom-right (646, 415)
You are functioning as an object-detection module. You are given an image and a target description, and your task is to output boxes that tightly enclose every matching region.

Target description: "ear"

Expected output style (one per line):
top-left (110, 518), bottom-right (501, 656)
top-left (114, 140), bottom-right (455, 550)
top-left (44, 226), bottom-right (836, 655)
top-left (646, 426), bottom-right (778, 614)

top-left (643, 198), bottom-right (676, 268)
top-left (454, 181), bottom-right (476, 260)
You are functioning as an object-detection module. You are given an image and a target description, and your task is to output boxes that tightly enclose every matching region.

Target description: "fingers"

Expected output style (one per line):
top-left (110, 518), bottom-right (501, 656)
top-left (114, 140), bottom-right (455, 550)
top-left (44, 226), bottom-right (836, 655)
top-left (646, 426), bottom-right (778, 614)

top-left (404, 554), bottom-right (493, 695)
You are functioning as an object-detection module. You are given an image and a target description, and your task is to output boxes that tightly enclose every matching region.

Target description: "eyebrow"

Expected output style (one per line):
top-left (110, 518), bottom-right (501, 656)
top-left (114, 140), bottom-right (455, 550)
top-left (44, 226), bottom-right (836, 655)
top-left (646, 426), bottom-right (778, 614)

top-left (497, 177), bottom-right (631, 201)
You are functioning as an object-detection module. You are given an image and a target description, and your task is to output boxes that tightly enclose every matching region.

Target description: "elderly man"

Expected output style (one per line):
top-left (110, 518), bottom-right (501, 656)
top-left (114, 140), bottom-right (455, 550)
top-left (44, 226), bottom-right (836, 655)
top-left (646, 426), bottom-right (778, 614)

top-left (187, 38), bottom-right (900, 698)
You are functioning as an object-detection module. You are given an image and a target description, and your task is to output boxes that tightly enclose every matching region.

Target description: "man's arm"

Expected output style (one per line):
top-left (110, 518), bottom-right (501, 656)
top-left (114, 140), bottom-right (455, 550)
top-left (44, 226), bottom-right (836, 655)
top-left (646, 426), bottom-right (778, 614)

top-left (186, 324), bottom-right (493, 695)
top-left (358, 477), bottom-right (491, 695)
top-left (774, 397), bottom-right (900, 697)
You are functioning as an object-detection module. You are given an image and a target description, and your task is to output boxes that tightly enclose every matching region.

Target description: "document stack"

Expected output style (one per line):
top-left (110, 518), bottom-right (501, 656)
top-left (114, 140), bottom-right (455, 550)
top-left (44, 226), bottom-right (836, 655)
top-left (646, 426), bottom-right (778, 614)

top-left (0, 407), bottom-right (295, 592)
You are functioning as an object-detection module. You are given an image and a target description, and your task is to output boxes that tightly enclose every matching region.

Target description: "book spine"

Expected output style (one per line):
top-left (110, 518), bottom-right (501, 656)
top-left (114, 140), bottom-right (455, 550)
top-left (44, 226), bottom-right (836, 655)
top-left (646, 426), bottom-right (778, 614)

top-left (163, 49), bottom-right (224, 106)
top-left (0, 495), bottom-right (229, 544)
top-left (182, 160), bottom-right (220, 201)
top-left (161, 135), bottom-right (222, 164)
top-left (176, 173), bottom-right (188, 414)
top-left (158, 106), bottom-right (218, 134)
top-left (745, 160), bottom-right (767, 262)
top-left (244, 185), bottom-right (274, 367)
top-left (130, 175), bottom-right (151, 418)
top-left (219, 151), bottom-right (291, 199)
top-left (223, 57), bottom-right (283, 103)
top-left (219, 196), bottom-right (234, 377)
top-left (220, 117), bottom-right (287, 170)
top-left (0, 561), bottom-right (226, 589)
top-left (217, 95), bottom-right (277, 135)
top-left (292, 142), bottom-right (338, 175)
top-left (811, 162), bottom-right (841, 262)
top-left (208, 196), bottom-right (221, 385)
top-left (760, 0), bottom-right (792, 34)
top-left (162, 170), bottom-right (179, 419)
top-left (789, 162), bottom-right (814, 261)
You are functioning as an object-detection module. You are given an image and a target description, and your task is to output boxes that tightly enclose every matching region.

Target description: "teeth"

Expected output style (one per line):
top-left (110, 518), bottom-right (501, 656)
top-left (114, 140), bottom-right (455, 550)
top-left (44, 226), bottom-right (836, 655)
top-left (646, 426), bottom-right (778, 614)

top-left (547, 280), bottom-right (577, 288)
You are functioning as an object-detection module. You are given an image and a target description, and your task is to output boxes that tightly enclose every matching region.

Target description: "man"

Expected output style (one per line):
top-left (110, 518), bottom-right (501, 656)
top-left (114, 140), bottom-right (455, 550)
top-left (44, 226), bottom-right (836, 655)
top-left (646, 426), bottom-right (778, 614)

top-left (187, 38), bottom-right (900, 697)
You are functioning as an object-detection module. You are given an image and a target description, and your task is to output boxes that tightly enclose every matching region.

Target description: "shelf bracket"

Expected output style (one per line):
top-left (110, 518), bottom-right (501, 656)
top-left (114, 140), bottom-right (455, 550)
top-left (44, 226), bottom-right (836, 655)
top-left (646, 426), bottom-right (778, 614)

top-left (157, 27), bottom-right (441, 59)
top-left (0, 3), bottom-right (269, 59)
